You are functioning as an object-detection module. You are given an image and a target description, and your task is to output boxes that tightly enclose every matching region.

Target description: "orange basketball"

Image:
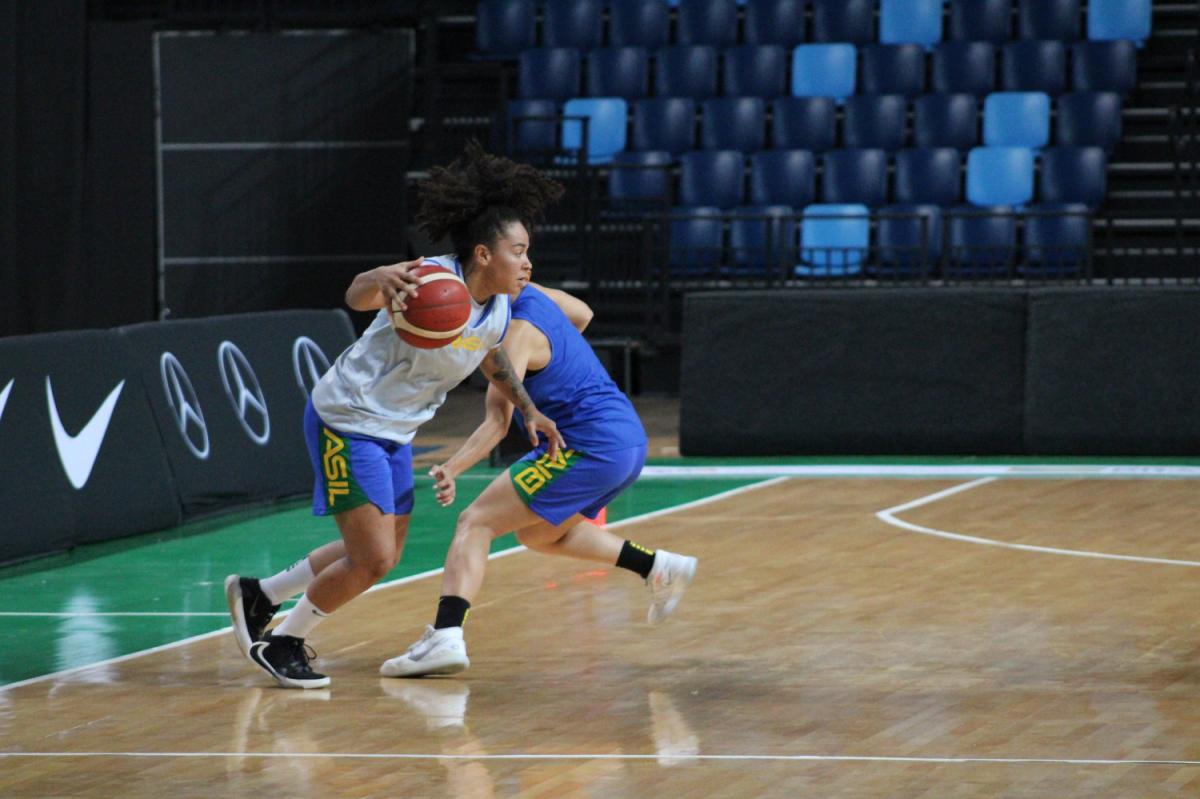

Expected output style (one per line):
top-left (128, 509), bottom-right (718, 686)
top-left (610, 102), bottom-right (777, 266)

top-left (389, 264), bottom-right (472, 349)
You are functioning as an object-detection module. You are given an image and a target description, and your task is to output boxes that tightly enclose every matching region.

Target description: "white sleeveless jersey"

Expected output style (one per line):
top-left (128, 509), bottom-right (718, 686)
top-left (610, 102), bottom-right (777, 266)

top-left (311, 255), bottom-right (511, 444)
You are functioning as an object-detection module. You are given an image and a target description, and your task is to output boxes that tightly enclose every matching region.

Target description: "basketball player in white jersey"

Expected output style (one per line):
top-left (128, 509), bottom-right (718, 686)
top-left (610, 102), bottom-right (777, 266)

top-left (225, 142), bottom-right (567, 688)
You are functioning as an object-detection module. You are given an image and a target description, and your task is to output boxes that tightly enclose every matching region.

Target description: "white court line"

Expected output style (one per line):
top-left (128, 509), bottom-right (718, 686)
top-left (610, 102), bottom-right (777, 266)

top-left (0, 751), bottom-right (1198, 767)
top-left (0, 477), bottom-right (787, 693)
top-left (877, 477), bottom-right (1200, 567)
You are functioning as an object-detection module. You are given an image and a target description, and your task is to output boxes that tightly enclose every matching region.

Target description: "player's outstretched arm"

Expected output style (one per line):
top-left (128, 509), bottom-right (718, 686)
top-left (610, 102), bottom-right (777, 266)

top-left (478, 339), bottom-right (565, 458)
top-left (530, 282), bottom-right (593, 332)
top-left (429, 383), bottom-right (514, 507)
top-left (344, 257), bottom-right (424, 311)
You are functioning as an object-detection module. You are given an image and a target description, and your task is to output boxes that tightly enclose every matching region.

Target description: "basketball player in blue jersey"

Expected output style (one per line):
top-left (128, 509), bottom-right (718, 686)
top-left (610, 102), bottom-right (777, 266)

top-left (380, 266), bottom-right (698, 678)
top-left (224, 142), bottom-right (567, 689)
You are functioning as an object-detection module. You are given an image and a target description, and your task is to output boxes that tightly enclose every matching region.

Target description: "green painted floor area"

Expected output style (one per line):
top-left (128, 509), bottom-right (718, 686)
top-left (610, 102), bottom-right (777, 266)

top-left (0, 472), bottom-right (759, 687)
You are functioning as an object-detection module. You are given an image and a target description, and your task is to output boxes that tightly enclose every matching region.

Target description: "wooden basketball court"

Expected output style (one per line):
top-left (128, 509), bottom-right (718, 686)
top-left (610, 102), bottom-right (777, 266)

top-left (3, 474), bottom-right (1200, 797)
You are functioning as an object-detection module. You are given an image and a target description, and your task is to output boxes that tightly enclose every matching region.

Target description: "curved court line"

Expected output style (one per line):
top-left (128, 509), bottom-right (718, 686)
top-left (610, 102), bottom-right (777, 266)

top-left (0, 476), bottom-right (789, 693)
top-left (877, 477), bottom-right (1200, 568)
top-left (1, 751), bottom-right (1198, 767)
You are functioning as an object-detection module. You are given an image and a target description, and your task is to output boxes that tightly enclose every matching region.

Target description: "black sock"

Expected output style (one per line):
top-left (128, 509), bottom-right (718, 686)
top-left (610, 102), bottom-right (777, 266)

top-left (434, 595), bottom-right (471, 629)
top-left (616, 540), bottom-right (656, 579)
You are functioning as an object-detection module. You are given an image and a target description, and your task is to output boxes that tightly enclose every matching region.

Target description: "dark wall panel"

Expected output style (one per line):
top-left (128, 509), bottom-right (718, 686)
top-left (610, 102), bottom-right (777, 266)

top-left (680, 290), bottom-right (1028, 455)
top-left (1026, 289), bottom-right (1200, 455)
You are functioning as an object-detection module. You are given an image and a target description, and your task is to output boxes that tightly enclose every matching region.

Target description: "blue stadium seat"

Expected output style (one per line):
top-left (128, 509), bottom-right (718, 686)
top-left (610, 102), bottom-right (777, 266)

top-left (679, 149), bottom-right (745, 208)
top-left (632, 97), bottom-right (697, 153)
top-left (1071, 41), bottom-right (1138, 96)
top-left (1002, 41), bottom-right (1067, 94)
top-left (880, 0), bottom-right (943, 47)
top-left (860, 44), bottom-right (927, 97)
top-left (723, 45), bottom-right (788, 98)
top-left (609, 150), bottom-right (673, 201)
top-left (475, 0), bottom-right (536, 56)
top-left (842, 95), bottom-right (909, 151)
top-left (519, 48), bottom-right (581, 102)
top-left (588, 47), bottom-right (650, 99)
top-left (821, 149), bottom-right (889, 206)
top-left (702, 97), bottom-right (767, 151)
top-left (655, 46), bottom-right (719, 99)
top-left (507, 99), bottom-right (558, 154)
top-left (811, 0), bottom-right (873, 45)
top-left (669, 206), bottom-right (724, 272)
top-left (798, 203), bottom-right (870, 276)
top-left (913, 94), bottom-right (979, 150)
top-left (1056, 92), bottom-right (1122, 152)
top-left (562, 98), bottom-right (628, 164)
top-left (931, 42), bottom-right (996, 97)
top-left (945, 206), bottom-right (1016, 276)
top-left (967, 146), bottom-right (1035, 206)
top-left (791, 44), bottom-right (857, 101)
top-left (948, 0), bottom-right (1011, 44)
top-left (542, 0), bottom-right (603, 49)
top-left (983, 92), bottom-right (1050, 147)
top-left (609, 0), bottom-right (671, 48)
top-left (771, 97), bottom-right (838, 151)
top-left (1018, 0), bottom-right (1080, 41)
top-left (1088, 0), bottom-right (1151, 45)
top-left (1022, 205), bottom-right (1091, 276)
top-left (730, 205), bottom-right (797, 273)
top-left (1039, 146), bottom-right (1107, 208)
top-left (749, 149), bottom-right (816, 206)
top-left (677, 0), bottom-right (740, 47)
top-left (875, 204), bottom-right (942, 274)
top-left (894, 147), bottom-right (962, 205)
top-left (744, 0), bottom-right (806, 47)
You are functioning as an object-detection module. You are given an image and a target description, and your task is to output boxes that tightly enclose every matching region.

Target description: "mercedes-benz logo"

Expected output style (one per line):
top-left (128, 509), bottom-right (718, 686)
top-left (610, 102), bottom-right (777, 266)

top-left (292, 336), bottom-right (331, 399)
top-left (217, 341), bottom-right (270, 445)
top-left (159, 352), bottom-right (210, 459)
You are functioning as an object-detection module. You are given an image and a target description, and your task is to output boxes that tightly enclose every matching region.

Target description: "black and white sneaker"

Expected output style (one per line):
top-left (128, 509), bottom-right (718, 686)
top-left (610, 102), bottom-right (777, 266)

top-left (248, 634), bottom-right (330, 689)
top-left (225, 575), bottom-right (281, 659)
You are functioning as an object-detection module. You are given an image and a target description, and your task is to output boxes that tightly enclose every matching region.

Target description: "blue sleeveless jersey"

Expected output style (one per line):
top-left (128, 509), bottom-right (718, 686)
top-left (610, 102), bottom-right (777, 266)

top-left (511, 286), bottom-right (646, 453)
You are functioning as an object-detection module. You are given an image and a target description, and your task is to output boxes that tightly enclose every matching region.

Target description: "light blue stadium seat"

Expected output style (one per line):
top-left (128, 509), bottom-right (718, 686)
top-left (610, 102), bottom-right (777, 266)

top-left (967, 146), bottom-right (1035, 206)
top-left (945, 205), bottom-right (1016, 276)
top-left (821, 149), bottom-right (889, 206)
top-left (861, 44), bottom-right (928, 97)
top-left (679, 149), bottom-right (745, 208)
top-left (669, 206), bottom-right (724, 273)
top-left (771, 97), bottom-right (838, 150)
top-left (632, 97), bottom-right (697, 154)
top-left (880, 0), bottom-right (944, 47)
top-left (1072, 41), bottom-right (1138, 96)
top-left (791, 44), bottom-right (857, 101)
top-left (1018, 0), bottom-right (1080, 41)
top-left (562, 98), bottom-right (628, 164)
top-left (983, 92), bottom-right (1050, 147)
top-left (749, 149), bottom-right (816, 206)
top-left (932, 41), bottom-right (996, 97)
top-left (1088, 0), bottom-right (1151, 45)
top-left (677, 0), bottom-right (740, 46)
top-left (475, 0), bottom-right (536, 56)
top-left (655, 46), bottom-right (719, 99)
top-left (1056, 92), bottom-right (1122, 152)
top-left (609, 150), bottom-right (673, 201)
top-left (542, 0), bottom-right (603, 49)
top-left (798, 203), bottom-right (870, 276)
top-left (744, 0), bottom-right (806, 47)
top-left (842, 95), bottom-right (909, 151)
top-left (507, 99), bottom-right (558, 154)
top-left (701, 97), bottom-right (767, 151)
top-left (812, 0), bottom-right (874, 44)
top-left (723, 45), bottom-right (788, 98)
top-left (519, 48), bottom-right (581, 102)
top-left (914, 93), bottom-right (979, 150)
top-left (588, 47), bottom-right (650, 100)
top-left (948, 0), bottom-right (1010, 44)
top-left (609, 0), bottom-right (671, 48)
top-left (1039, 146), bottom-right (1107, 208)
top-left (1002, 40), bottom-right (1067, 95)
top-left (730, 205), bottom-right (796, 273)
top-left (894, 147), bottom-right (962, 205)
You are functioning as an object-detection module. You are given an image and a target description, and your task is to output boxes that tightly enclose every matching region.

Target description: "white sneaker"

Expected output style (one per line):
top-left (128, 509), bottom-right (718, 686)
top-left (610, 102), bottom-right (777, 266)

top-left (646, 550), bottom-right (697, 625)
top-left (380, 625), bottom-right (470, 678)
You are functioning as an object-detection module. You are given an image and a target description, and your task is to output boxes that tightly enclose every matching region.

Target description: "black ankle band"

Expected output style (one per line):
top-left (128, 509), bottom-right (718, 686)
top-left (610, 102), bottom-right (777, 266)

top-left (435, 595), bottom-right (471, 629)
top-left (616, 540), bottom-right (656, 579)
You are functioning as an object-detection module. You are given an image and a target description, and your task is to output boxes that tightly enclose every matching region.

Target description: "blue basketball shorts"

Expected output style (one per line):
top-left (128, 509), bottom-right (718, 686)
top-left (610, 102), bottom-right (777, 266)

top-left (507, 442), bottom-right (647, 526)
top-left (303, 399), bottom-right (415, 517)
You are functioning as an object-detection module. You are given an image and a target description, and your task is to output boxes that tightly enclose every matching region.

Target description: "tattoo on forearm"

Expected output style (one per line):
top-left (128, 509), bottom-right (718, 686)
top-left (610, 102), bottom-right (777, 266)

top-left (489, 349), bottom-right (535, 413)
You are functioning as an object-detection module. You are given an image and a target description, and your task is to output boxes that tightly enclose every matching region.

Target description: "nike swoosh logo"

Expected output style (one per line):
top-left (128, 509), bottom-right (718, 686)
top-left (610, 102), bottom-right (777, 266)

top-left (46, 377), bottom-right (126, 490)
top-left (0, 379), bottom-right (12, 425)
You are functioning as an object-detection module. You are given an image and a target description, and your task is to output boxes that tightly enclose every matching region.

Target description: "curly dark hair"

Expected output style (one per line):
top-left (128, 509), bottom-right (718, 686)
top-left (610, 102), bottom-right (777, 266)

top-left (415, 141), bottom-right (565, 269)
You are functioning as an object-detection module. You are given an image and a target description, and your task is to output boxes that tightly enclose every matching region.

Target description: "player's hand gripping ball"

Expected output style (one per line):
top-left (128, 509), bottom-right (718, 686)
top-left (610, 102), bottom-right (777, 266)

top-left (390, 265), bottom-right (472, 349)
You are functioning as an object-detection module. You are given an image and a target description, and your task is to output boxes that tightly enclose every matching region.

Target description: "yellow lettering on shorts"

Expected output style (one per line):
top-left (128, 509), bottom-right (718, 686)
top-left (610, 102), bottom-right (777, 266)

top-left (514, 466), bottom-right (546, 495)
top-left (322, 429), bottom-right (350, 505)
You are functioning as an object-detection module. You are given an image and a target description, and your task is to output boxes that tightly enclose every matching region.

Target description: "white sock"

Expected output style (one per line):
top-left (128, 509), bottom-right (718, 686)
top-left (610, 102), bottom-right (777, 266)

top-left (273, 594), bottom-right (329, 640)
top-left (260, 557), bottom-right (316, 605)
